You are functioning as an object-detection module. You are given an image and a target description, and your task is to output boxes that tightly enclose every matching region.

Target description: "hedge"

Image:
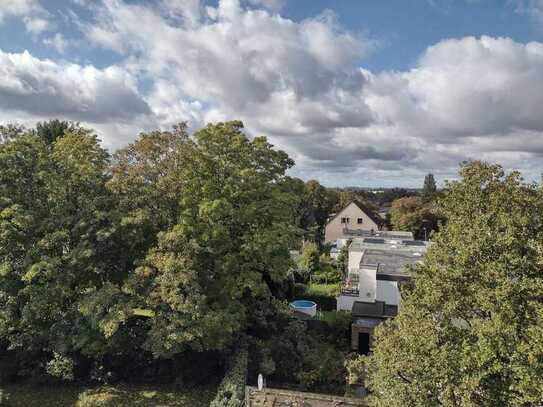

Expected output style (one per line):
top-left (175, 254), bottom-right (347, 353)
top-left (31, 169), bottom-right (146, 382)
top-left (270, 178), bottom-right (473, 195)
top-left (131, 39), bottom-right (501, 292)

top-left (209, 347), bottom-right (248, 407)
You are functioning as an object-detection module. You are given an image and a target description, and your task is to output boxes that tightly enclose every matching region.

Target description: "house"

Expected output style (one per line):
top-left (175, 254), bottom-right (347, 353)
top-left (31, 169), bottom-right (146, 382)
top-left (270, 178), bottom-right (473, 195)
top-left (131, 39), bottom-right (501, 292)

top-left (335, 236), bottom-right (429, 354)
top-left (324, 202), bottom-right (383, 243)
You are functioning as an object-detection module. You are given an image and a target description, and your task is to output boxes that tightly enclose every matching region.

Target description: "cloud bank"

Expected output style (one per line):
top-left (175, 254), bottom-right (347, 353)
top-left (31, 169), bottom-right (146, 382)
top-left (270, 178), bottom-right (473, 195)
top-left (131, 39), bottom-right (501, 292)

top-left (1, 0), bottom-right (543, 185)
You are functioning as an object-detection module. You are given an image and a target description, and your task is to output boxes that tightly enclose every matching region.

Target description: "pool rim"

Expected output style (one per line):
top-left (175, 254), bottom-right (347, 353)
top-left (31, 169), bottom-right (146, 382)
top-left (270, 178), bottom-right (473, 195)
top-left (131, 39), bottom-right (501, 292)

top-left (289, 300), bottom-right (317, 309)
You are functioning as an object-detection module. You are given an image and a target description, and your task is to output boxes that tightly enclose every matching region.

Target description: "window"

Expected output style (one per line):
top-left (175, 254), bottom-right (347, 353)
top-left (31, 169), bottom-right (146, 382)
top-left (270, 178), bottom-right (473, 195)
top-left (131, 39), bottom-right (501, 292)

top-left (357, 218), bottom-right (363, 224)
top-left (341, 217), bottom-right (350, 223)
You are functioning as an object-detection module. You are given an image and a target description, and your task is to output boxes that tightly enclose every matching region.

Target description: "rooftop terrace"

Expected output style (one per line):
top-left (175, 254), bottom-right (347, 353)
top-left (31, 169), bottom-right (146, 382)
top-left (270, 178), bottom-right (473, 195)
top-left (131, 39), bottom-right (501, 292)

top-left (349, 236), bottom-right (428, 277)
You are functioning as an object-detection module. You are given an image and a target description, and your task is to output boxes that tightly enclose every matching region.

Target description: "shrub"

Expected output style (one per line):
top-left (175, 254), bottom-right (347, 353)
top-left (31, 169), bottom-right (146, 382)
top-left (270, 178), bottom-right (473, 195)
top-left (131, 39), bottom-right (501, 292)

top-left (319, 311), bottom-right (351, 347)
top-left (0, 389), bottom-right (10, 406)
top-left (46, 352), bottom-right (75, 381)
top-left (209, 347), bottom-right (248, 407)
top-left (263, 318), bottom-right (349, 393)
top-left (75, 387), bottom-right (122, 407)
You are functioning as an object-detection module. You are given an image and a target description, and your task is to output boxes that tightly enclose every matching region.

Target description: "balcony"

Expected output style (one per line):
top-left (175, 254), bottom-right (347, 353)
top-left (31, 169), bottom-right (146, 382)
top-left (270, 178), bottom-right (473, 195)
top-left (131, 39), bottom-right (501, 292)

top-left (340, 274), bottom-right (360, 296)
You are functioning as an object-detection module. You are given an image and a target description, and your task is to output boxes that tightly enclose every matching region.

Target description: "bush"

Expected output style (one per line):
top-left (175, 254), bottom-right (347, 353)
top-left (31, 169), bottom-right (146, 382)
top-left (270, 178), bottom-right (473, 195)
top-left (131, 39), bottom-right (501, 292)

top-left (0, 389), bottom-right (10, 406)
top-left (319, 311), bottom-right (351, 347)
top-left (46, 352), bottom-right (75, 381)
top-left (262, 318), bottom-right (349, 393)
top-left (76, 387), bottom-right (122, 407)
top-left (209, 347), bottom-right (248, 407)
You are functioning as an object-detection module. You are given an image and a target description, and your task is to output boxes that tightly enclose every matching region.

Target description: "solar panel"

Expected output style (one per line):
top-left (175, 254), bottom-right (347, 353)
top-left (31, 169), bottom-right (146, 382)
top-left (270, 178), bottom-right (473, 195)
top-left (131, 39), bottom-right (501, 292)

top-left (364, 238), bottom-right (385, 244)
top-left (403, 240), bottom-right (426, 246)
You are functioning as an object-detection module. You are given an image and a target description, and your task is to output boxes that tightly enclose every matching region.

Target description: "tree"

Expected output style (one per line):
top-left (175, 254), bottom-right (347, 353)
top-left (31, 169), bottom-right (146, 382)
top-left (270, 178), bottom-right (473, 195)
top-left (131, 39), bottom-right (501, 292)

top-left (299, 241), bottom-right (320, 276)
top-left (296, 180), bottom-right (337, 244)
top-left (108, 121), bottom-right (298, 357)
top-left (106, 123), bottom-right (191, 262)
top-left (351, 161), bottom-right (543, 406)
top-left (390, 196), bottom-right (438, 240)
top-left (421, 173), bottom-right (437, 203)
top-left (0, 124), bottom-right (25, 143)
top-left (0, 125), bottom-right (122, 379)
top-left (36, 119), bottom-right (71, 145)
top-left (335, 239), bottom-right (351, 279)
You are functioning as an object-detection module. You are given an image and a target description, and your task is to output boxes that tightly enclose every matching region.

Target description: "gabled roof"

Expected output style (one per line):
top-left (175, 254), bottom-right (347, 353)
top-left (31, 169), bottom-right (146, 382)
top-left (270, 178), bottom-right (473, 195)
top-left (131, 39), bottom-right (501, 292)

top-left (326, 200), bottom-right (383, 227)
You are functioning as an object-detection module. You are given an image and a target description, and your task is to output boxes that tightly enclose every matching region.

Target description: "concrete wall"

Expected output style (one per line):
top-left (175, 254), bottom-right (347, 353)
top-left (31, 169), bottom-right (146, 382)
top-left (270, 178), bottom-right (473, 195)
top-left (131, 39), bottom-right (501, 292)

top-left (358, 267), bottom-right (376, 302)
top-left (376, 280), bottom-right (399, 305)
top-left (348, 250), bottom-right (364, 272)
top-left (324, 202), bottom-right (379, 243)
top-left (337, 294), bottom-right (359, 312)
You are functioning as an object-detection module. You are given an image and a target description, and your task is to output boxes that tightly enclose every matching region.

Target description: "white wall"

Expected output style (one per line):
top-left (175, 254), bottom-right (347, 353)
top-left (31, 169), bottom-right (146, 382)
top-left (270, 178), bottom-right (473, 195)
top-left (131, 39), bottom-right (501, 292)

top-left (376, 280), bottom-right (399, 305)
top-left (358, 267), bottom-right (376, 302)
top-left (348, 250), bottom-right (364, 272)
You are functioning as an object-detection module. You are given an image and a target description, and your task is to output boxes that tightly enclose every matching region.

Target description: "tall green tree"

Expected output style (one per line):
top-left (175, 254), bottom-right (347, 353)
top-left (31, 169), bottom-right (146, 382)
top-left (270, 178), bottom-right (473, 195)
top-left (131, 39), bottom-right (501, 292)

top-left (99, 121), bottom-right (299, 357)
top-left (299, 241), bottom-right (320, 276)
top-left (421, 173), bottom-right (437, 203)
top-left (297, 180), bottom-right (336, 244)
top-left (390, 196), bottom-right (438, 240)
top-left (351, 161), bottom-right (543, 406)
top-left (0, 125), bottom-right (121, 379)
top-left (36, 119), bottom-right (71, 145)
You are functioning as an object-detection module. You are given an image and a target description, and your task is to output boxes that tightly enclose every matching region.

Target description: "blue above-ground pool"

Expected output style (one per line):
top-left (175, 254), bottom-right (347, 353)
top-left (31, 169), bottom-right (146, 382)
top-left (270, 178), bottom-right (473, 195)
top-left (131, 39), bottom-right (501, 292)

top-left (290, 300), bottom-right (317, 317)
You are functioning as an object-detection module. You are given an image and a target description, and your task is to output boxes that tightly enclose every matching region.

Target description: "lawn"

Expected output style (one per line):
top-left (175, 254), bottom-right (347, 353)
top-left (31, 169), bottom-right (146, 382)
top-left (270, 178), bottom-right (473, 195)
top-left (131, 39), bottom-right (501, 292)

top-left (306, 283), bottom-right (339, 297)
top-left (3, 383), bottom-right (215, 407)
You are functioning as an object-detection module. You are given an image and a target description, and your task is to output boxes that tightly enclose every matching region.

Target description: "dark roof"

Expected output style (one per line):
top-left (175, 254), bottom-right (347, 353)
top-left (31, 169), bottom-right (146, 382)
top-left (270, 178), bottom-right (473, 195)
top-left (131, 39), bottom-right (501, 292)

top-left (352, 200), bottom-right (385, 227)
top-left (326, 201), bottom-right (383, 227)
top-left (362, 249), bottom-right (422, 277)
top-left (246, 387), bottom-right (366, 407)
top-left (352, 300), bottom-right (398, 318)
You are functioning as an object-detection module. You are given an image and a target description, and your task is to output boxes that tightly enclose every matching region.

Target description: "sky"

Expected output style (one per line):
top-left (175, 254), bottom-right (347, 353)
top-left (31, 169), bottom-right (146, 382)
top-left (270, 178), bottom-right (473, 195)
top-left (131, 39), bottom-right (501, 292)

top-left (2, 0), bottom-right (543, 187)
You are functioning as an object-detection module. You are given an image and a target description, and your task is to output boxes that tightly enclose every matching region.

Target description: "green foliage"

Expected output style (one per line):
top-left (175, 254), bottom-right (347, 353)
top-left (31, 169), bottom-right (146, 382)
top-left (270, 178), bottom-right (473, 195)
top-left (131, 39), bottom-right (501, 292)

top-left (74, 385), bottom-right (214, 407)
top-left (313, 255), bottom-right (342, 284)
top-left (77, 388), bottom-right (121, 407)
top-left (390, 196), bottom-right (440, 239)
top-left (210, 348), bottom-right (248, 407)
top-left (0, 120), bottom-right (299, 382)
top-left (2, 383), bottom-right (212, 407)
top-left (305, 284), bottom-right (339, 298)
top-left (359, 161), bottom-right (543, 406)
top-left (36, 119), bottom-right (71, 145)
top-left (262, 314), bottom-right (349, 393)
top-left (0, 125), bottom-right (122, 379)
top-left (45, 352), bottom-right (75, 381)
top-left (299, 241), bottom-right (320, 275)
top-left (119, 121), bottom-right (297, 357)
top-left (335, 239), bottom-right (351, 278)
top-left (0, 389), bottom-right (10, 406)
top-left (421, 173), bottom-right (437, 203)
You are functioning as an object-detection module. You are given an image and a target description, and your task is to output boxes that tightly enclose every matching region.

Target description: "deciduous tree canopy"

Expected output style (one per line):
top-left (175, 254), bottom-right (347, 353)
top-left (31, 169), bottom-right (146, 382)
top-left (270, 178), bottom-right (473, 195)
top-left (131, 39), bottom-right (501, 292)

top-left (0, 120), bottom-right (300, 379)
top-left (353, 161), bottom-right (543, 406)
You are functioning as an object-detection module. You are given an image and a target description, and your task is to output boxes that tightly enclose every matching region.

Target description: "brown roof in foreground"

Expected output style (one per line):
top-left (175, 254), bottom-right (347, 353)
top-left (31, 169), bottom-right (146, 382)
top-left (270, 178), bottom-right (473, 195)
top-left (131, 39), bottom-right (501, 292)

top-left (352, 300), bottom-right (398, 319)
top-left (246, 386), bottom-right (367, 406)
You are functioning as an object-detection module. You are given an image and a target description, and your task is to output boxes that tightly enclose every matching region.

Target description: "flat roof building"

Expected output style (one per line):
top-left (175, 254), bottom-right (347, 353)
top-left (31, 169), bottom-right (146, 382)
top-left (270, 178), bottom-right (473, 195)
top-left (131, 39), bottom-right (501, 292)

top-left (336, 235), bottom-right (429, 354)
